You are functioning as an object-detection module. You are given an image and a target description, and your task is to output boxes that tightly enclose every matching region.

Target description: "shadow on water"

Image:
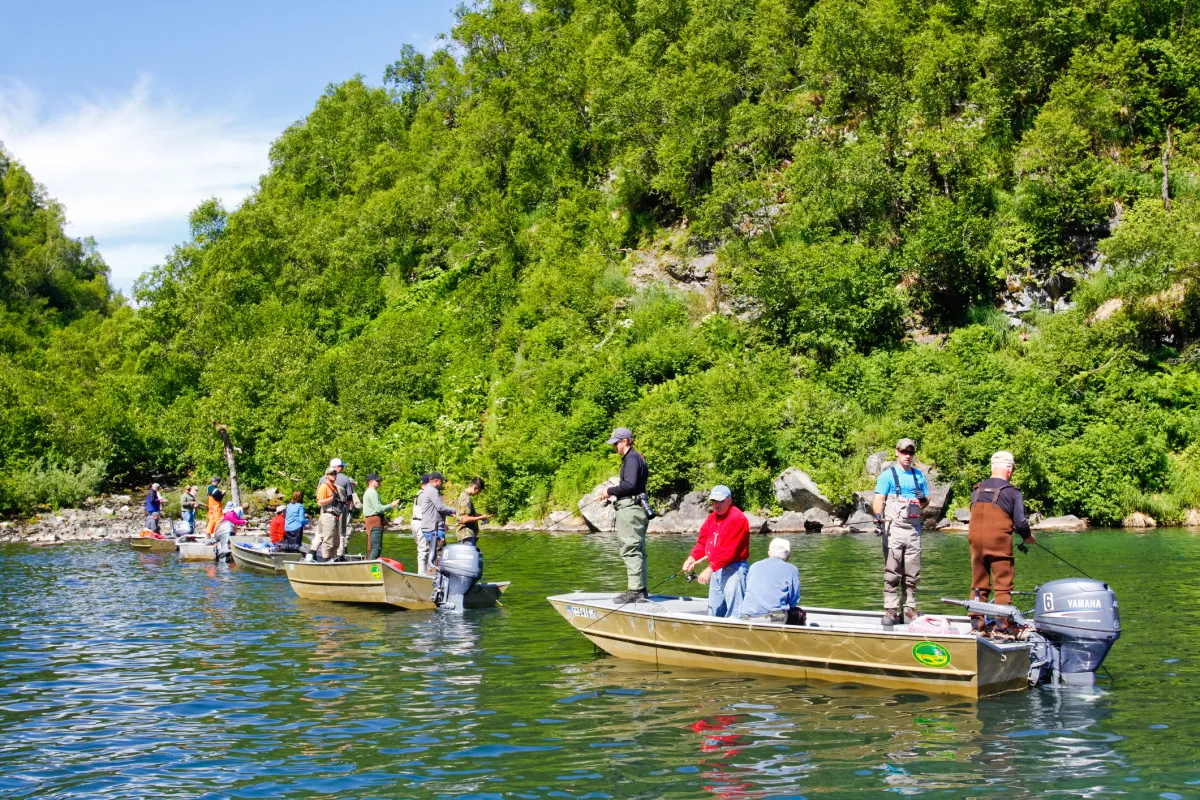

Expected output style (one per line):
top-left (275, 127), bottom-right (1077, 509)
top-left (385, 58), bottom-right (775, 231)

top-left (0, 528), bottom-right (1197, 798)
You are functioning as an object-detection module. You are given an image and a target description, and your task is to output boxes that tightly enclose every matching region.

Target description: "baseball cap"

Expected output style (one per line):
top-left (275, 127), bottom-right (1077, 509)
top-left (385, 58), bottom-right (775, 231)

top-left (427, 471), bottom-right (446, 481)
top-left (606, 426), bottom-right (634, 444)
top-left (420, 473), bottom-right (430, 484)
top-left (708, 485), bottom-right (732, 501)
top-left (896, 438), bottom-right (917, 452)
top-left (365, 473), bottom-right (382, 483)
top-left (329, 457), bottom-right (345, 469)
top-left (151, 483), bottom-right (160, 489)
top-left (991, 450), bottom-right (1015, 468)
top-left (211, 476), bottom-right (221, 482)
top-left (275, 505), bottom-right (286, 513)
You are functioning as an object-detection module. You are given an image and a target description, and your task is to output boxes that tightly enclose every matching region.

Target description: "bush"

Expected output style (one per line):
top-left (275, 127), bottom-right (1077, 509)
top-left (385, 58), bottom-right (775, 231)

top-left (0, 459), bottom-right (106, 512)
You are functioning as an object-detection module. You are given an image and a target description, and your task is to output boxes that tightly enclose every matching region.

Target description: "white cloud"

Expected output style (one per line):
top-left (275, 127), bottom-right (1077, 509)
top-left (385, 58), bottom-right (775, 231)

top-left (0, 76), bottom-right (281, 285)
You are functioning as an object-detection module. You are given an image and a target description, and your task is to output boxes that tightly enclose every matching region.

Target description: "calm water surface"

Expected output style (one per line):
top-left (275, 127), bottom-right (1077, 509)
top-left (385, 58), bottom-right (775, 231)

top-left (1, 529), bottom-right (1197, 798)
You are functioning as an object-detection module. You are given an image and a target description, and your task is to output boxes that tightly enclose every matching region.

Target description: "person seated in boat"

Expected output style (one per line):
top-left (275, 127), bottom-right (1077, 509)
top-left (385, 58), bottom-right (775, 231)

top-left (144, 510), bottom-right (161, 535)
top-left (269, 505), bottom-right (287, 547)
top-left (740, 537), bottom-right (803, 624)
top-left (283, 491), bottom-right (307, 552)
top-left (681, 485), bottom-right (750, 618)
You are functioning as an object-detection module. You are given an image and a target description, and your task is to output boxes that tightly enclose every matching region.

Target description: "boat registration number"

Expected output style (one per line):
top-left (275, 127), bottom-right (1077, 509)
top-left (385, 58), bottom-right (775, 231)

top-left (566, 605), bottom-right (598, 619)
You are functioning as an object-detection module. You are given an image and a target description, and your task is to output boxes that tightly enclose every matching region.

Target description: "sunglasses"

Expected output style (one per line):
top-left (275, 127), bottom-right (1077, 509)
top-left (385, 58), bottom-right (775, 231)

top-left (898, 449), bottom-right (916, 455)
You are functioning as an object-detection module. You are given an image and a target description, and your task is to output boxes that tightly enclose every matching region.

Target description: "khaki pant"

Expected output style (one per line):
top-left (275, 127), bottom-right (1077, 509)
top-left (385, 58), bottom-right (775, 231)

top-left (615, 499), bottom-right (648, 591)
top-left (313, 512), bottom-right (340, 561)
top-left (883, 522), bottom-right (921, 611)
top-left (414, 530), bottom-right (429, 575)
top-left (335, 512), bottom-right (352, 557)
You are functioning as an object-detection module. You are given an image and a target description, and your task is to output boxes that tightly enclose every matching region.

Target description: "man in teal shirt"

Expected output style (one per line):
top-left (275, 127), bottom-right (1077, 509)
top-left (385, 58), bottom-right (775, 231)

top-left (872, 438), bottom-right (931, 625)
top-left (362, 473), bottom-right (399, 560)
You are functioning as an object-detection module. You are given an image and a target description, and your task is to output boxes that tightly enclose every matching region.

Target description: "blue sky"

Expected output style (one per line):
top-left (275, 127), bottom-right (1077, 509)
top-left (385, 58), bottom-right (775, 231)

top-left (0, 0), bottom-right (460, 295)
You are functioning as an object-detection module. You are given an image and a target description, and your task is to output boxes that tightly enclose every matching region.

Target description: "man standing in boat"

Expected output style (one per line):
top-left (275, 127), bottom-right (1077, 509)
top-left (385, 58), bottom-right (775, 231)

top-left (411, 474), bottom-right (429, 574)
top-left (600, 427), bottom-right (651, 604)
top-left (872, 438), bottom-right (930, 625)
top-left (968, 451), bottom-right (1035, 634)
top-left (205, 477), bottom-right (224, 536)
top-left (313, 465), bottom-right (345, 561)
top-left (328, 458), bottom-right (357, 560)
top-left (362, 473), bottom-right (400, 561)
top-left (456, 478), bottom-right (489, 548)
top-left (681, 485), bottom-right (750, 618)
top-left (418, 472), bottom-right (457, 575)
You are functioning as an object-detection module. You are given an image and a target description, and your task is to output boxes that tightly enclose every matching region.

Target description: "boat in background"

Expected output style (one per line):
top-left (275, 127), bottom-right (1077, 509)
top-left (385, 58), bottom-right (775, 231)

top-left (129, 536), bottom-right (176, 553)
top-left (175, 535), bottom-right (269, 562)
top-left (231, 541), bottom-right (307, 572)
top-left (285, 556), bottom-right (509, 611)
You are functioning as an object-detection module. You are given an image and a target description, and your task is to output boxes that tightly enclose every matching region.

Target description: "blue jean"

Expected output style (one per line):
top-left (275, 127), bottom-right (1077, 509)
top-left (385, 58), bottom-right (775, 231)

top-left (708, 561), bottom-right (748, 618)
top-left (182, 510), bottom-right (196, 534)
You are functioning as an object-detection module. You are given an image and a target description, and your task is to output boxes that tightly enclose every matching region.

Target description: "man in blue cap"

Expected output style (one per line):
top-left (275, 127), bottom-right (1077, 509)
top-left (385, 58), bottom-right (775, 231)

top-left (681, 485), bottom-right (750, 617)
top-left (601, 427), bottom-right (650, 604)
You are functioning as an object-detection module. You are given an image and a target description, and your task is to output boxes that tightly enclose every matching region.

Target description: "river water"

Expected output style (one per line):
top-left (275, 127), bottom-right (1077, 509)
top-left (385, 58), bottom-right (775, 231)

top-left (1, 528), bottom-right (1197, 798)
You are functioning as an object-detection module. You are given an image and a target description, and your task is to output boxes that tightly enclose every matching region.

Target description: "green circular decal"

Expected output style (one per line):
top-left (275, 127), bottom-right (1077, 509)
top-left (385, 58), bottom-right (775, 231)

top-left (912, 641), bottom-right (952, 668)
top-left (369, 564), bottom-right (382, 581)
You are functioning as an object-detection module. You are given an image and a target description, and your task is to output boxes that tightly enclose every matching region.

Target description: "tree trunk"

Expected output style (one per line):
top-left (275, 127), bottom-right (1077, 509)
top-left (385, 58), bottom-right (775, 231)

top-left (1163, 126), bottom-right (1173, 212)
top-left (213, 423), bottom-right (241, 507)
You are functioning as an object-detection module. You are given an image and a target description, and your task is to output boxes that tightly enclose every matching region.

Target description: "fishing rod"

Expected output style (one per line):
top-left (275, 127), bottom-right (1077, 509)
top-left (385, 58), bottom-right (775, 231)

top-left (487, 494), bottom-right (609, 566)
top-left (550, 570), bottom-right (686, 650)
top-left (1030, 540), bottom-right (1094, 580)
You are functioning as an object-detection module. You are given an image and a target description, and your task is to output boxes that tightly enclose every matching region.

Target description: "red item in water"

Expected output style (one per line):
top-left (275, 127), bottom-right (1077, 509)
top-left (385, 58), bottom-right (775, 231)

top-left (379, 557), bottom-right (405, 572)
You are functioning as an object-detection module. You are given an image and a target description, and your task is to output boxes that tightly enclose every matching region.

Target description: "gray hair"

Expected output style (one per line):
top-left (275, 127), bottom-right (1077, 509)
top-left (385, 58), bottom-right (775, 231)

top-left (768, 537), bottom-right (791, 560)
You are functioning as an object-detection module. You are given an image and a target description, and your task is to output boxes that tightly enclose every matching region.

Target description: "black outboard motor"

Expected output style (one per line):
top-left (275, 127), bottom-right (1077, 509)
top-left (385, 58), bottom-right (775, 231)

top-left (1030, 578), bottom-right (1121, 687)
top-left (438, 543), bottom-right (483, 613)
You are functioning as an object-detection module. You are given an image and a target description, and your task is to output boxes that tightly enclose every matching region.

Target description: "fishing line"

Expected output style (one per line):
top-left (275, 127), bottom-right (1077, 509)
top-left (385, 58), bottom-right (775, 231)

top-left (487, 494), bottom-right (610, 565)
top-left (1032, 541), bottom-right (1095, 580)
top-left (550, 570), bottom-right (685, 650)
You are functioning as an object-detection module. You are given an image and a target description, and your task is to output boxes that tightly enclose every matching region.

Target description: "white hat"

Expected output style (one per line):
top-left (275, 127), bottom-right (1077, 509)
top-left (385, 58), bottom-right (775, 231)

top-left (991, 451), bottom-right (1015, 468)
top-left (329, 457), bottom-right (345, 469)
top-left (708, 485), bottom-right (732, 502)
top-left (768, 537), bottom-right (792, 559)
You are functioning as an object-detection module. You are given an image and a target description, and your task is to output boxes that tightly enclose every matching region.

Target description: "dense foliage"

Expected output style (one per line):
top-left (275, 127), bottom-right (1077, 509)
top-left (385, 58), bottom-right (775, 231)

top-left (4, 0), bottom-right (1200, 524)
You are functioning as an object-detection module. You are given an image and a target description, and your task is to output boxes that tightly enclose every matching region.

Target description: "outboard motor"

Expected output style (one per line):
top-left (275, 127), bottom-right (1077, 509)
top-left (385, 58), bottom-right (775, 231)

top-left (1030, 578), bottom-right (1121, 687)
top-left (437, 543), bottom-right (483, 613)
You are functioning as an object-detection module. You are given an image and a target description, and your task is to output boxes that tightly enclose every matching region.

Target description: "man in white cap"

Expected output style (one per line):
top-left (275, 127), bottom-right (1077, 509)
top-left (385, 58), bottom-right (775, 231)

top-left (872, 437), bottom-right (930, 625)
top-left (741, 538), bottom-right (802, 623)
top-left (600, 427), bottom-right (650, 604)
top-left (681, 485), bottom-right (750, 618)
top-left (968, 451), bottom-right (1035, 634)
top-left (326, 458), bottom-right (357, 559)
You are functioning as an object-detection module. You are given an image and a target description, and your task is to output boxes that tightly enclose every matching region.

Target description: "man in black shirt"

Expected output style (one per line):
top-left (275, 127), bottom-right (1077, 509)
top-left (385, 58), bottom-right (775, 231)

top-left (601, 427), bottom-right (650, 603)
top-left (968, 450), bottom-right (1035, 633)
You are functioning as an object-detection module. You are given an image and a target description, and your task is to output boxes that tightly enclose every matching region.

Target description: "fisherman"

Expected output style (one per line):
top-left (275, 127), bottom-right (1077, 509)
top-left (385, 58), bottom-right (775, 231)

top-left (214, 504), bottom-right (247, 563)
top-left (362, 473), bottom-right (401, 561)
top-left (283, 491), bottom-right (307, 552)
top-left (601, 427), bottom-right (651, 604)
top-left (681, 485), bottom-right (750, 618)
top-left (206, 477), bottom-right (224, 536)
top-left (269, 505), bottom-right (287, 546)
top-left (145, 483), bottom-right (163, 522)
top-left (145, 510), bottom-right (161, 535)
top-left (180, 485), bottom-right (199, 535)
top-left (968, 451), bottom-right (1036, 634)
top-left (456, 478), bottom-right (490, 548)
top-left (411, 474), bottom-right (430, 574)
top-left (741, 537), bottom-right (802, 623)
top-left (418, 472), bottom-right (457, 575)
top-left (313, 465), bottom-right (345, 561)
top-left (327, 458), bottom-right (357, 560)
top-left (872, 438), bottom-right (930, 625)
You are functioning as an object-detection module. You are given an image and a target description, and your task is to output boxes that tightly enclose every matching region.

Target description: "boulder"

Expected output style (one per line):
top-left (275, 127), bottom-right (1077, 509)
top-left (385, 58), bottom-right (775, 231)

top-left (112, 494), bottom-right (132, 505)
top-left (1122, 512), bottom-right (1157, 529)
top-left (252, 487), bottom-right (284, 504)
top-left (745, 513), bottom-right (770, 535)
top-left (545, 510), bottom-right (589, 532)
top-left (803, 508), bottom-right (843, 532)
top-left (939, 519), bottom-right (970, 532)
top-left (1185, 508), bottom-right (1200, 527)
top-left (773, 468), bottom-right (833, 513)
top-left (865, 451), bottom-right (890, 477)
top-left (1034, 515), bottom-right (1088, 532)
top-left (649, 491), bottom-right (709, 533)
top-left (768, 511), bottom-right (809, 533)
top-left (579, 479), bottom-right (619, 532)
top-left (853, 490), bottom-right (875, 515)
top-left (954, 508), bottom-right (971, 523)
top-left (845, 509), bottom-right (878, 532)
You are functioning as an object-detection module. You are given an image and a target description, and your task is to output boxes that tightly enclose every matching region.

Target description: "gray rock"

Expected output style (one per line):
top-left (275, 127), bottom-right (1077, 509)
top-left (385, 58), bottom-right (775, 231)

top-left (1033, 515), bottom-right (1088, 532)
top-left (252, 487), bottom-right (284, 504)
top-left (954, 508), bottom-right (971, 523)
top-left (1028, 512), bottom-right (1044, 527)
top-left (854, 490), bottom-right (875, 515)
top-left (745, 513), bottom-right (770, 535)
top-left (845, 509), bottom-right (878, 532)
top-left (113, 494), bottom-right (132, 505)
top-left (773, 468), bottom-right (834, 513)
top-left (579, 479), bottom-right (618, 532)
top-left (545, 510), bottom-right (589, 532)
top-left (865, 451), bottom-right (890, 477)
top-left (768, 511), bottom-right (809, 533)
top-left (649, 491), bottom-right (709, 533)
top-left (803, 508), bottom-right (843, 532)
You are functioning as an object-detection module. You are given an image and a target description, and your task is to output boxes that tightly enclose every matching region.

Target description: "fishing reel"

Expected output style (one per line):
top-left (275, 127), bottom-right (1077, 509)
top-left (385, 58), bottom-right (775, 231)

top-left (684, 571), bottom-right (697, 584)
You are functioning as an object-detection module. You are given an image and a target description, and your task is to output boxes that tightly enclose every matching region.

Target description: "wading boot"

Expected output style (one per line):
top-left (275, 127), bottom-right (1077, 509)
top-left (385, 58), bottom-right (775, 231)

top-left (882, 609), bottom-right (901, 627)
top-left (904, 607), bottom-right (918, 623)
top-left (614, 588), bottom-right (649, 605)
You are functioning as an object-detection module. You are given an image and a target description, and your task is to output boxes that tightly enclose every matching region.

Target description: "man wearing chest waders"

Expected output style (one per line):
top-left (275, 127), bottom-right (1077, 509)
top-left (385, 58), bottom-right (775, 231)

top-left (968, 451), bottom-right (1035, 635)
top-left (873, 438), bottom-right (930, 625)
top-left (601, 427), bottom-right (651, 604)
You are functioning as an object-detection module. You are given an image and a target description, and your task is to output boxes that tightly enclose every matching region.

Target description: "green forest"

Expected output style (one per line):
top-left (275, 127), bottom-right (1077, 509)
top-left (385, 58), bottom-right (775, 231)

top-left (2, 0), bottom-right (1199, 525)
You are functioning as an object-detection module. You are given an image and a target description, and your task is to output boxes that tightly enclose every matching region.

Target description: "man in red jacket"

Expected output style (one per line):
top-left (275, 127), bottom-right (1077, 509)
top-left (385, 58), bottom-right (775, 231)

top-left (681, 485), bottom-right (751, 618)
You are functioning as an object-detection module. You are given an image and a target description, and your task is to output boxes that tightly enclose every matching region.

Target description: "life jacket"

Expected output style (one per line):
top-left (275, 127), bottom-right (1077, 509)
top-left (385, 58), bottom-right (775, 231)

top-left (968, 482), bottom-right (1015, 556)
top-left (320, 476), bottom-right (346, 516)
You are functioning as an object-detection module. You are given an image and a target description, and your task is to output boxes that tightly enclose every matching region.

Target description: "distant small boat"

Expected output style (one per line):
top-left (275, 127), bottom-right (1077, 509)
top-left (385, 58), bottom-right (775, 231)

top-left (285, 558), bottom-right (509, 611)
top-left (175, 535), bottom-right (269, 562)
top-left (230, 541), bottom-right (306, 572)
top-left (129, 536), bottom-right (176, 553)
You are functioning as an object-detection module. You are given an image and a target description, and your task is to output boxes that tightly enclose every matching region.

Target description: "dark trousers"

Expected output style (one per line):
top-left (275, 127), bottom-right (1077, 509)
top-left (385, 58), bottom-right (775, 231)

top-left (366, 515), bottom-right (384, 560)
top-left (282, 527), bottom-right (304, 552)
